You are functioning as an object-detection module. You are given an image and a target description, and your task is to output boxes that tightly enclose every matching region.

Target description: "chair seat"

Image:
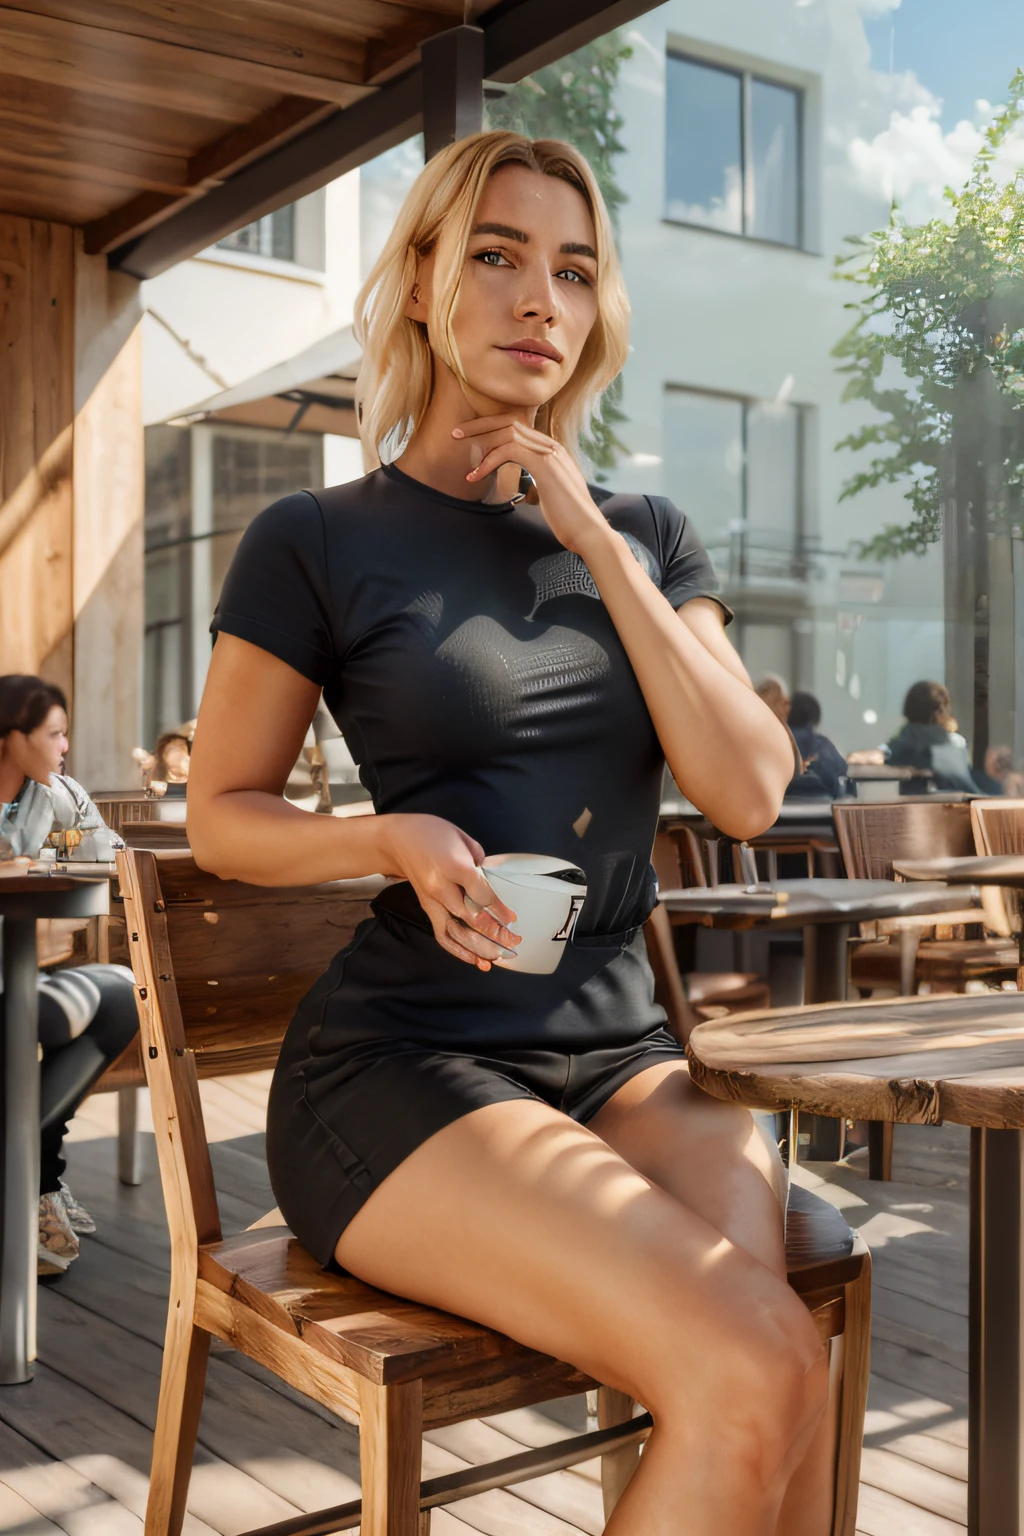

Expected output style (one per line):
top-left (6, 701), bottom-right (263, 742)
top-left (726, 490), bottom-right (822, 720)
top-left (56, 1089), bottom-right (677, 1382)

top-left (852, 936), bottom-right (1019, 989)
top-left (199, 1187), bottom-right (863, 1399)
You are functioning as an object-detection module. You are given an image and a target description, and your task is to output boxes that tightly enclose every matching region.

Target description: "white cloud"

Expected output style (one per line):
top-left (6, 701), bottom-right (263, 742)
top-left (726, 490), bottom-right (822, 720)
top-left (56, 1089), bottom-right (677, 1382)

top-left (846, 96), bottom-right (1024, 223)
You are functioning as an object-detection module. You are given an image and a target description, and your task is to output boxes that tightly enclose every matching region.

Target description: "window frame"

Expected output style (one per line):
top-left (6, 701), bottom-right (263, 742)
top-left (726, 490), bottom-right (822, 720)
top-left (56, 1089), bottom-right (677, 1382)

top-left (664, 50), bottom-right (805, 251)
top-left (662, 383), bottom-right (810, 584)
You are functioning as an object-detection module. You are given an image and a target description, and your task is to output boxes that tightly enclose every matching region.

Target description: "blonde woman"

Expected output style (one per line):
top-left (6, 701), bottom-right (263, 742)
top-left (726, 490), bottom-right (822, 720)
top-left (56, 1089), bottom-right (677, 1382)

top-left (188, 133), bottom-right (824, 1534)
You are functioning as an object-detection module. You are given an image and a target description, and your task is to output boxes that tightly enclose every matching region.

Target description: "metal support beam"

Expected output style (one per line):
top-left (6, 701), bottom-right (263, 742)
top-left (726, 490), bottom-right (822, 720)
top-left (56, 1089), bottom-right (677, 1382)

top-left (421, 26), bottom-right (484, 160)
top-left (108, 0), bottom-right (656, 279)
top-left (970, 1126), bottom-right (1024, 1535)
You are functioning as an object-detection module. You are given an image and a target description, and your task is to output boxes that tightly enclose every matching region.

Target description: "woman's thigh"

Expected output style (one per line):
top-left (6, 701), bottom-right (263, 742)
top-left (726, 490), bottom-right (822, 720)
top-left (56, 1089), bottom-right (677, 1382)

top-left (335, 1096), bottom-right (818, 1418)
top-left (587, 1062), bottom-right (788, 1276)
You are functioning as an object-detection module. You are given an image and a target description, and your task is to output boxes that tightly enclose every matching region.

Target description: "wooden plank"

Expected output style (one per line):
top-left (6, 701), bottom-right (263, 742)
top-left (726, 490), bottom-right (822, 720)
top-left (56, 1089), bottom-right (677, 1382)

top-left (0, 1361), bottom-right (221, 1534)
top-left (0, 1415), bottom-right (143, 1533)
top-left (0, 214), bottom-right (75, 688)
top-left (859, 1447), bottom-right (966, 1524)
top-left (0, 8), bottom-right (366, 109)
top-left (856, 1482), bottom-right (964, 1535)
top-left (12, 0), bottom-right (370, 87)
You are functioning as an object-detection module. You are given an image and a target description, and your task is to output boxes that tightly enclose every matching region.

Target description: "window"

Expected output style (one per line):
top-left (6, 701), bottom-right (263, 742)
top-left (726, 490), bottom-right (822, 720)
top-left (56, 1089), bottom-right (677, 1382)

top-left (218, 205), bottom-right (296, 263)
top-left (662, 387), bottom-right (806, 582)
top-left (143, 425), bottom-right (324, 742)
top-left (665, 54), bottom-right (802, 247)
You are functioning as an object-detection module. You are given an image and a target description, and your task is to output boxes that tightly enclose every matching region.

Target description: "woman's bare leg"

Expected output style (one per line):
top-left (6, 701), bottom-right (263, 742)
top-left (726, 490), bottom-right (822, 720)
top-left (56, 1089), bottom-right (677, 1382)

top-left (336, 1096), bottom-right (828, 1536)
top-left (588, 1062), bottom-right (834, 1536)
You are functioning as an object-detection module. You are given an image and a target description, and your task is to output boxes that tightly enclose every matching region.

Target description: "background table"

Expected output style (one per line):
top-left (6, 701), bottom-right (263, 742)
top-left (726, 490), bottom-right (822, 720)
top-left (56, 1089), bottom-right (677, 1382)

top-left (660, 879), bottom-right (978, 1003)
top-left (0, 873), bottom-right (109, 1383)
top-left (662, 879), bottom-right (980, 1161)
top-left (686, 990), bottom-right (1024, 1536)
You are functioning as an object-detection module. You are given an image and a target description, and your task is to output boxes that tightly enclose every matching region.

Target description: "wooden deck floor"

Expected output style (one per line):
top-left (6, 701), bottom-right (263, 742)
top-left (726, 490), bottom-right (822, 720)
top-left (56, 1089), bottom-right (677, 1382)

top-left (0, 1076), bottom-right (969, 1535)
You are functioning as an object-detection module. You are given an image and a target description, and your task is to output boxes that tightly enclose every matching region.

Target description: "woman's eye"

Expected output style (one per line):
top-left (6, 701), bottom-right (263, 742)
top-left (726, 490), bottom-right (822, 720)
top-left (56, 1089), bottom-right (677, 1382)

top-left (475, 249), bottom-right (512, 267)
top-left (557, 268), bottom-right (589, 285)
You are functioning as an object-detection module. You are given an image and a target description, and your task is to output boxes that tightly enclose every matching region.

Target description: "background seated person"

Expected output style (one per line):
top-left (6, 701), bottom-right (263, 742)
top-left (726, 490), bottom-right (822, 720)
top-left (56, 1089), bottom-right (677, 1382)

top-left (787, 691), bottom-right (847, 799)
top-left (0, 675), bottom-right (138, 1277)
top-left (886, 680), bottom-right (980, 793)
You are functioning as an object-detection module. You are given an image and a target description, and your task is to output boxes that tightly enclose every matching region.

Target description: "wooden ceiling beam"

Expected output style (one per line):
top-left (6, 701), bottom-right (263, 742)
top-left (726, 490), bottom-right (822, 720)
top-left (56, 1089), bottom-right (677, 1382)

top-left (83, 98), bottom-right (337, 256)
top-left (0, 7), bottom-right (368, 109)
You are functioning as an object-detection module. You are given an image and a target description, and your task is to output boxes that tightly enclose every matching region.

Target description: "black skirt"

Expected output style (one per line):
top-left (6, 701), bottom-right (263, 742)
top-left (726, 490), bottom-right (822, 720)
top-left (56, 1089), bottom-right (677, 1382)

top-left (265, 887), bottom-right (683, 1267)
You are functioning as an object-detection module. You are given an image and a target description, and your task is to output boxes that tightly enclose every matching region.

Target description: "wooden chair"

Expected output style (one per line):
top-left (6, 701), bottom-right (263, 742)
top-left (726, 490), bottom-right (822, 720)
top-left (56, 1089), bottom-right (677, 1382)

top-left (118, 848), bottom-right (870, 1536)
top-left (833, 798), bottom-right (1017, 1180)
top-left (653, 831), bottom-right (771, 1019)
top-left (971, 799), bottom-right (1024, 987)
top-left (833, 798), bottom-right (1017, 995)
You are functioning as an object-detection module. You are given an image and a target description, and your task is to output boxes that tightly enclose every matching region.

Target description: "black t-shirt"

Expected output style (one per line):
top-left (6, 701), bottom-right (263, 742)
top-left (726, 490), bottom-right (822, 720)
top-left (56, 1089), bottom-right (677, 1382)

top-left (212, 462), bottom-right (726, 939)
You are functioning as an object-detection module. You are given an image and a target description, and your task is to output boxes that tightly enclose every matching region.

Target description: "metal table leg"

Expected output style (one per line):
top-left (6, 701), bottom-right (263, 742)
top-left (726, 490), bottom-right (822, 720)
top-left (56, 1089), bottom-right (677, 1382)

top-left (970, 1126), bottom-right (1024, 1535)
top-left (797, 922), bottom-right (850, 1162)
top-left (0, 918), bottom-right (40, 1384)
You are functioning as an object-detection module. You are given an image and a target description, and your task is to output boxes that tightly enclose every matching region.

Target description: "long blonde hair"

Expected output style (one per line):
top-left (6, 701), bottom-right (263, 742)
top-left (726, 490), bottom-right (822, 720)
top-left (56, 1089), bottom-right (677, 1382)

top-left (354, 131), bottom-right (630, 467)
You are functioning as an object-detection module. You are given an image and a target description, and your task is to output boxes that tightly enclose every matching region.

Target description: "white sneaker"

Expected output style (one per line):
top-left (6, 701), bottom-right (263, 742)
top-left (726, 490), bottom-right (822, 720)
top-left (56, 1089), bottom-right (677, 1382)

top-left (58, 1179), bottom-right (97, 1235)
top-left (38, 1192), bottom-right (79, 1276)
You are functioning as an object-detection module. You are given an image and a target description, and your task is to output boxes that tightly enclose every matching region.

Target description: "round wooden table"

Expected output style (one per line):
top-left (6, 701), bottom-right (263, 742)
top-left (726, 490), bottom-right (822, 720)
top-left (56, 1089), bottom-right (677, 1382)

top-left (0, 872), bottom-right (109, 1383)
top-left (687, 990), bottom-right (1024, 1536)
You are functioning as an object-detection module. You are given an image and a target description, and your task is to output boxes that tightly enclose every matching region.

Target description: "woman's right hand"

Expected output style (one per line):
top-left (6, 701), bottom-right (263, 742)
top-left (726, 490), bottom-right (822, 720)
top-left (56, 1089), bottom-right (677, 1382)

top-left (380, 814), bottom-right (520, 970)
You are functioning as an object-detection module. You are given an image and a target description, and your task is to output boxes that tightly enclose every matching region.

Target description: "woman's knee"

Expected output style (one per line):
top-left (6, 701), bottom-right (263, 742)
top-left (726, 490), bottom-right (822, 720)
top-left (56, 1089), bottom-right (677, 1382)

top-left (637, 1273), bottom-right (828, 1480)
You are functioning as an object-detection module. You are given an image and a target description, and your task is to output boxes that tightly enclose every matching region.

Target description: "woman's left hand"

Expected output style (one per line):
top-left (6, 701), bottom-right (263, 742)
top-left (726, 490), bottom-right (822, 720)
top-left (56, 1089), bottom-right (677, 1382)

top-left (454, 416), bottom-right (608, 555)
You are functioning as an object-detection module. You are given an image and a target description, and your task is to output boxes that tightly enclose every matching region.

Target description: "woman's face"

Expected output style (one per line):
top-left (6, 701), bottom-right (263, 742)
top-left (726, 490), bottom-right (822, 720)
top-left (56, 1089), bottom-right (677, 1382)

top-left (418, 164), bottom-right (600, 412)
top-left (9, 705), bottom-right (69, 786)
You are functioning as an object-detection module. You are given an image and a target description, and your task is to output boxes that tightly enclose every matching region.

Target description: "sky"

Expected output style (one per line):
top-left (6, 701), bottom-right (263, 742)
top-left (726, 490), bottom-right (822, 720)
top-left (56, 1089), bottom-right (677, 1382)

top-left (863, 0), bottom-right (1024, 128)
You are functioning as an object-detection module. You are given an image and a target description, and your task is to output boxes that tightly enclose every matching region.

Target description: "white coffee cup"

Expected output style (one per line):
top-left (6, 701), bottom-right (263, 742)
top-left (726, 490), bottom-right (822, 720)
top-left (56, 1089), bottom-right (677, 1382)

top-left (478, 854), bottom-right (587, 974)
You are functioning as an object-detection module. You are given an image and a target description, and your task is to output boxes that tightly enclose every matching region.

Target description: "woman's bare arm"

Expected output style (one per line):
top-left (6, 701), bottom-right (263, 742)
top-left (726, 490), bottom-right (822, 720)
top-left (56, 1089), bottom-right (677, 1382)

top-left (579, 538), bottom-right (793, 839)
top-left (186, 635), bottom-right (519, 970)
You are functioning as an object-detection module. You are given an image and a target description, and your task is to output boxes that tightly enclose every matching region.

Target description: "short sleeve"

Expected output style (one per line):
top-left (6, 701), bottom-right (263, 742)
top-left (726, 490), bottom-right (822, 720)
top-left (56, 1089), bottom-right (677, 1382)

top-left (211, 491), bottom-right (334, 685)
top-left (646, 495), bottom-right (733, 624)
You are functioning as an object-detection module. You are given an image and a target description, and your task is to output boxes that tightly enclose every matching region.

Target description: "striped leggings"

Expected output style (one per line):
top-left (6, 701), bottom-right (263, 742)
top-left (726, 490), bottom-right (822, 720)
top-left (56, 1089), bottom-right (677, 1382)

top-left (38, 965), bottom-right (139, 1195)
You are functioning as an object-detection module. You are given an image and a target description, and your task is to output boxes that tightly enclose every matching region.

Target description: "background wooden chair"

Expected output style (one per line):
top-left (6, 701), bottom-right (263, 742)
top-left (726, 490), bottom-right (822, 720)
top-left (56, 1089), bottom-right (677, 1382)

top-left (652, 830), bottom-right (771, 1018)
top-left (971, 798), bottom-right (1024, 987)
top-left (833, 799), bottom-right (1016, 996)
top-left (118, 848), bottom-right (870, 1536)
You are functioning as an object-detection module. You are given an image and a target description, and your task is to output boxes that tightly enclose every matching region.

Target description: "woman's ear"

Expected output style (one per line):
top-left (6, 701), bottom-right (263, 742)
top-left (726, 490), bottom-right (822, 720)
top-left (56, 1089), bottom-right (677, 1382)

top-left (402, 253), bottom-right (434, 322)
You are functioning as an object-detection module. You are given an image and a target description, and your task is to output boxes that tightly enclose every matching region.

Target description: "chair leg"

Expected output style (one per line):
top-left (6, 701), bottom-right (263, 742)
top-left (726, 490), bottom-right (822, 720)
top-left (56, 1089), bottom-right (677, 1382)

top-left (419, 1515), bottom-right (431, 1535)
top-left (598, 1385), bottom-right (640, 1520)
top-left (867, 1121), bottom-right (893, 1180)
top-left (145, 1323), bottom-right (210, 1536)
top-left (117, 1086), bottom-right (143, 1186)
top-left (357, 1378), bottom-right (424, 1536)
top-left (831, 1249), bottom-right (872, 1536)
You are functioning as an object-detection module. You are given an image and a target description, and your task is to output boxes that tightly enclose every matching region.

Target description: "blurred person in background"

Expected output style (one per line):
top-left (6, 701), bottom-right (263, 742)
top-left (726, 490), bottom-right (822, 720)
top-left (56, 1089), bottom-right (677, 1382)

top-left (974, 744), bottom-right (1024, 797)
top-left (885, 680), bottom-right (980, 793)
top-left (0, 675), bottom-right (138, 1277)
top-left (754, 674), bottom-right (790, 725)
top-left (788, 692), bottom-right (847, 799)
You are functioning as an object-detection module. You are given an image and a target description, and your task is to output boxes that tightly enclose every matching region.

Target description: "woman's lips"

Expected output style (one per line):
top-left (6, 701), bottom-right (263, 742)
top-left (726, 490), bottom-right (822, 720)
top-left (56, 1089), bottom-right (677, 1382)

top-left (499, 346), bottom-right (561, 369)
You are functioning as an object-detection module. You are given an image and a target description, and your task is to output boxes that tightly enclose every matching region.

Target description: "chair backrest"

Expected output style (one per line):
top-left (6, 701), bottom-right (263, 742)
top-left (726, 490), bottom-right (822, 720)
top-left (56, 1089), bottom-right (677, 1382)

top-left (833, 798), bottom-right (976, 880)
top-left (117, 849), bottom-right (377, 1244)
top-left (643, 904), bottom-right (699, 1045)
top-left (971, 799), bottom-right (1024, 931)
top-left (90, 792), bottom-right (159, 834)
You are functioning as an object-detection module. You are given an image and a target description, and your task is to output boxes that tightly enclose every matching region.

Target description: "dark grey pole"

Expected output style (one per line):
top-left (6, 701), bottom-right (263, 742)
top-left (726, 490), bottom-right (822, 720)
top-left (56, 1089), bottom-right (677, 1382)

top-left (970, 1126), bottom-right (1024, 1535)
top-left (421, 25), bottom-right (485, 161)
top-left (0, 918), bottom-right (41, 1383)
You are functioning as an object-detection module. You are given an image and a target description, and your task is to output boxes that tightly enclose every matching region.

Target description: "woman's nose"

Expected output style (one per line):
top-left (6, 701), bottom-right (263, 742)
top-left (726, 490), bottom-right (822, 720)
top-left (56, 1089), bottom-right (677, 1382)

top-left (513, 268), bottom-right (557, 325)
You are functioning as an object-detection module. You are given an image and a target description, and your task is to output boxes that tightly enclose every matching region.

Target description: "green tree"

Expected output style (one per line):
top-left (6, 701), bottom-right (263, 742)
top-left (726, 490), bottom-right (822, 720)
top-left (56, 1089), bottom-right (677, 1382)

top-left (832, 69), bottom-right (1024, 562)
top-left (486, 33), bottom-right (633, 476)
